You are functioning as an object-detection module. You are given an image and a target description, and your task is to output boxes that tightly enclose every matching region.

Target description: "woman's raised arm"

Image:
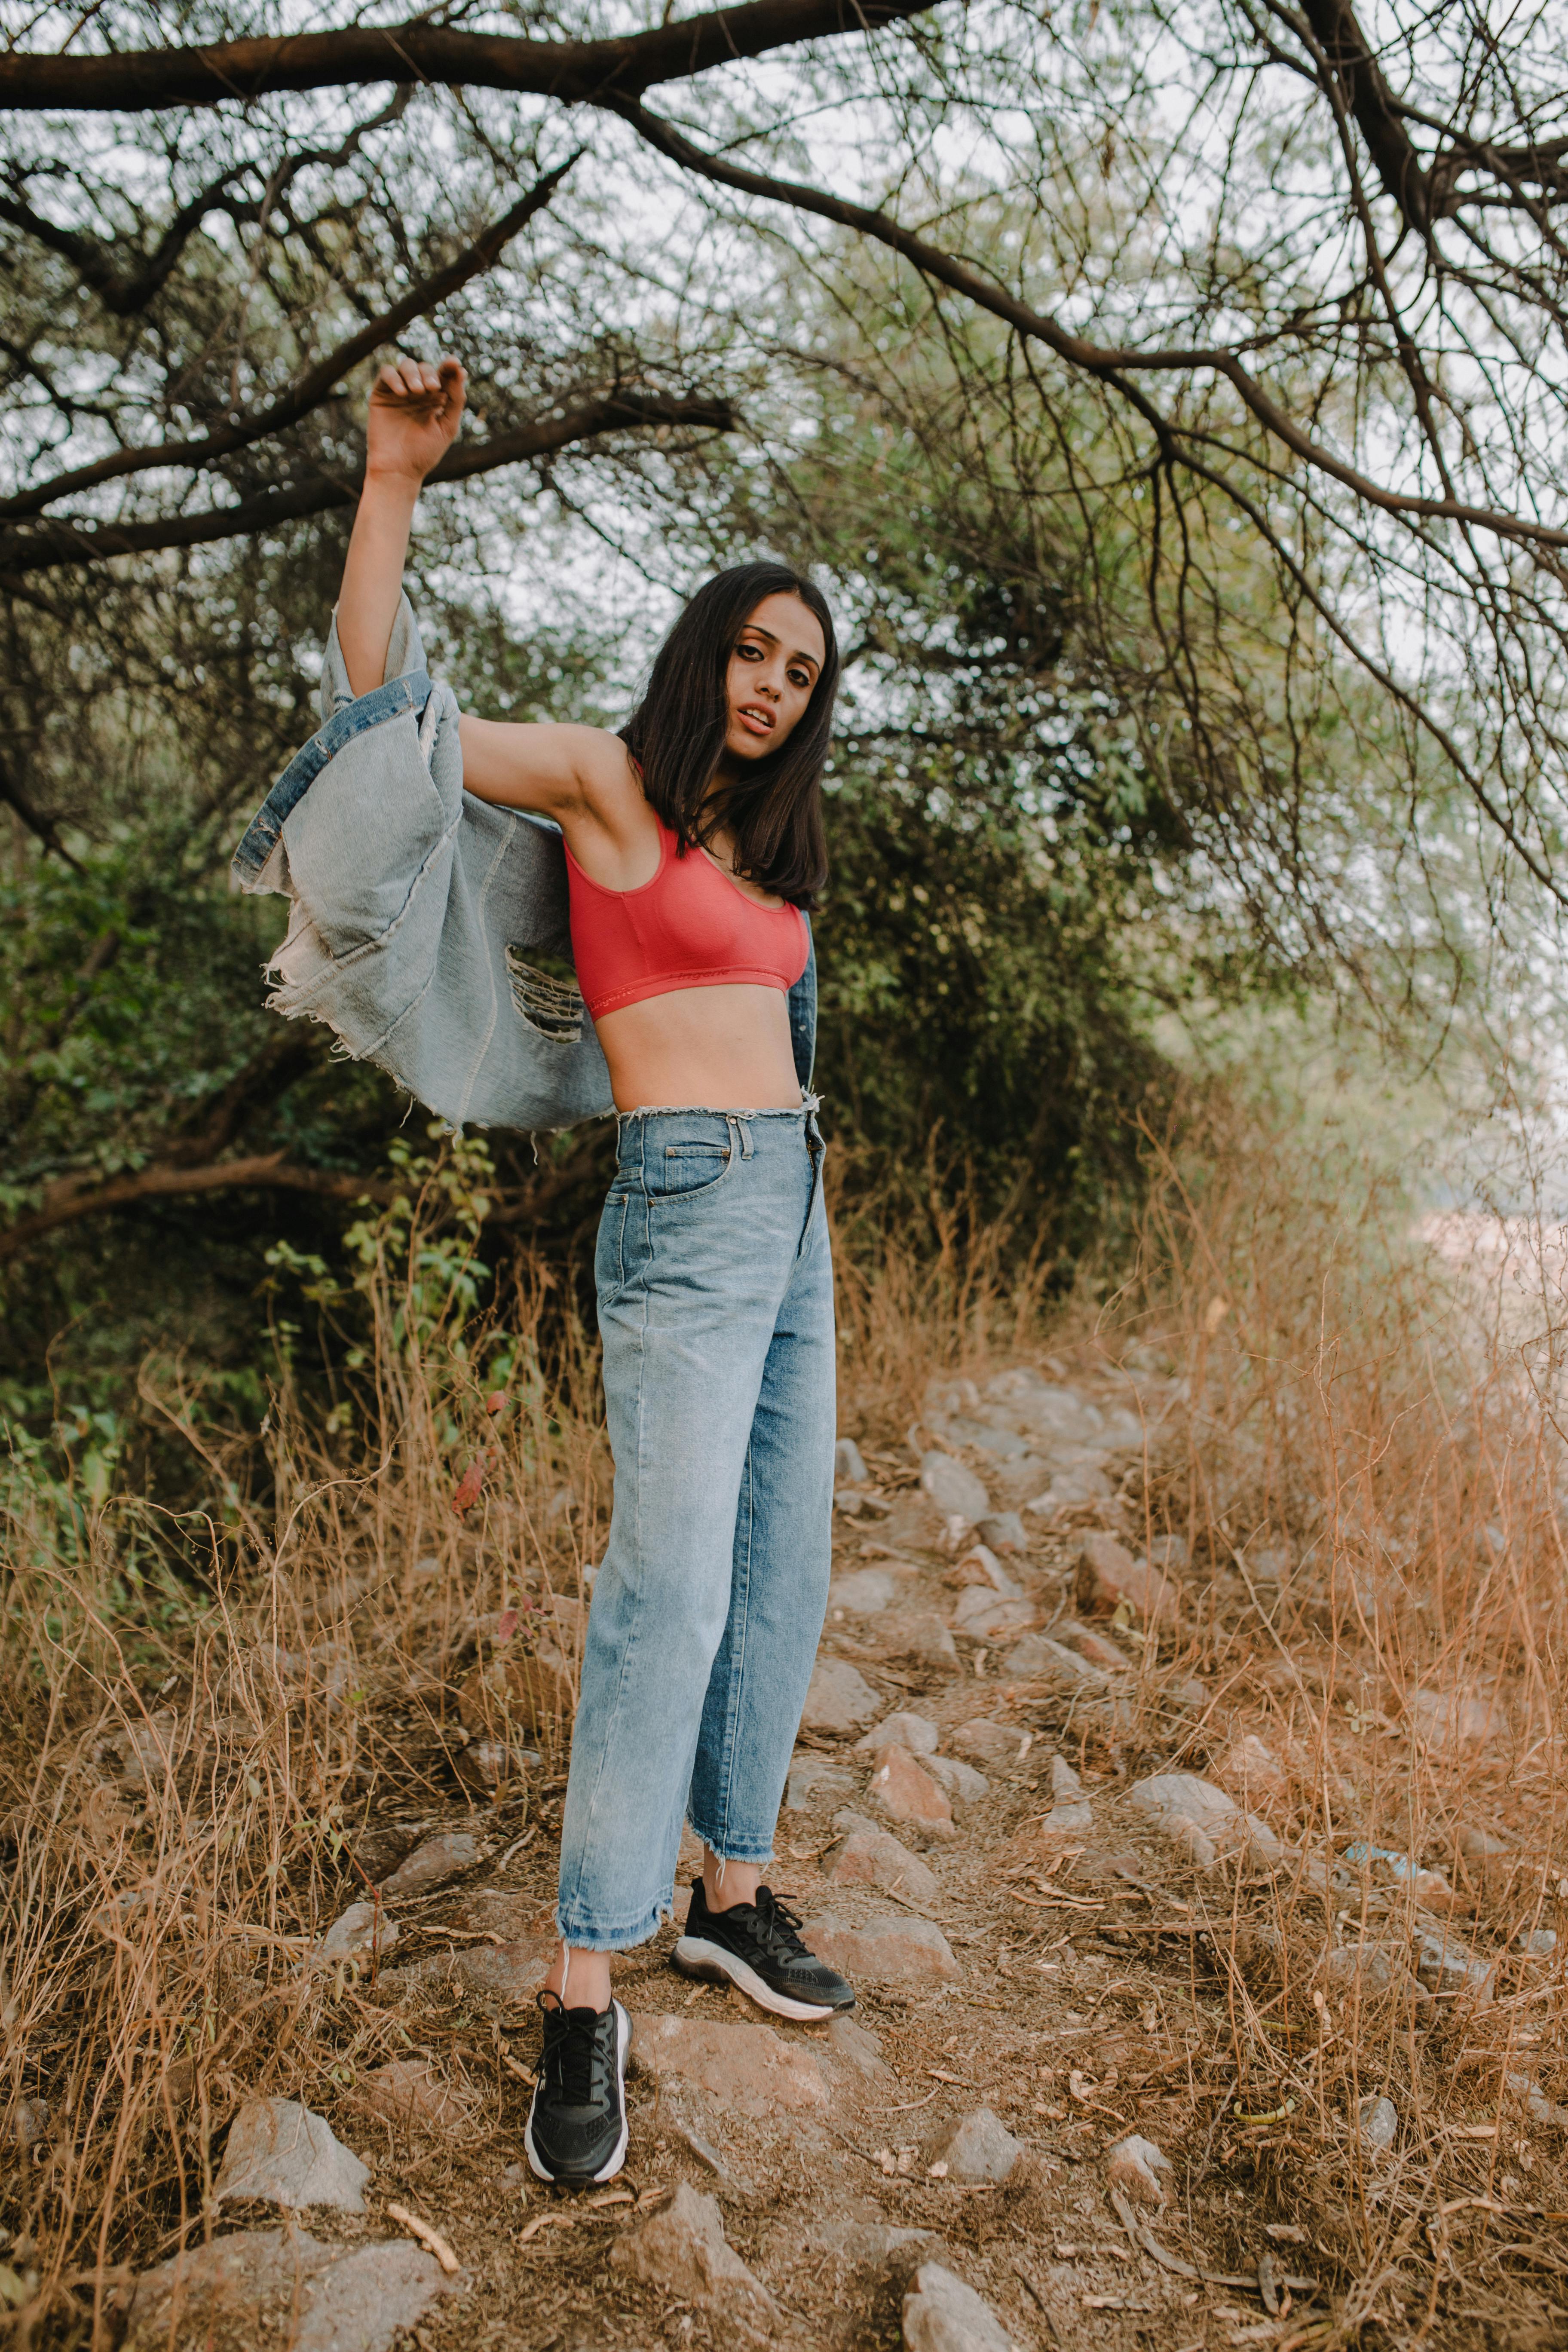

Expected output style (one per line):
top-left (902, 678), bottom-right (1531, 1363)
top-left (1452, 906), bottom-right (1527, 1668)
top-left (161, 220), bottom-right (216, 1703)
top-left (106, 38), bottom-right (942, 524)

top-left (337, 356), bottom-right (466, 698)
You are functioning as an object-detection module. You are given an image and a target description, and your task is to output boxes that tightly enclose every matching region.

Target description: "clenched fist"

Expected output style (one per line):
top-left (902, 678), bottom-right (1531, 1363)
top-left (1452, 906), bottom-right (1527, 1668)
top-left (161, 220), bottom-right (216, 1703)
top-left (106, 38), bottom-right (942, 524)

top-left (366, 355), bottom-right (466, 484)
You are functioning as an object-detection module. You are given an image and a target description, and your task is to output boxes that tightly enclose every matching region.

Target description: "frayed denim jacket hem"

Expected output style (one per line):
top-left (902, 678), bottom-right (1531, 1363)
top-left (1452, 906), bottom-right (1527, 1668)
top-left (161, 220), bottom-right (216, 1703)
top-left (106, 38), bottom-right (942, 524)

top-left (231, 595), bottom-right (816, 1133)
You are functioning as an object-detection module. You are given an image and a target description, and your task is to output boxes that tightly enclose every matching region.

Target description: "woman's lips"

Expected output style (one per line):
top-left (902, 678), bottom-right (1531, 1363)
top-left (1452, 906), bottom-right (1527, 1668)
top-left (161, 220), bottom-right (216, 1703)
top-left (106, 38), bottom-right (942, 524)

top-left (737, 706), bottom-right (775, 735)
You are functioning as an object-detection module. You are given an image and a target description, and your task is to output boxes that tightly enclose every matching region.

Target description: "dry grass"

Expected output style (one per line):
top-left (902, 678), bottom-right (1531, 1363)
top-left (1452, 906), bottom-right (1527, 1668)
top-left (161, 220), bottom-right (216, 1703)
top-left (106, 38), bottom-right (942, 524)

top-left (2, 1093), bottom-right (1566, 2349)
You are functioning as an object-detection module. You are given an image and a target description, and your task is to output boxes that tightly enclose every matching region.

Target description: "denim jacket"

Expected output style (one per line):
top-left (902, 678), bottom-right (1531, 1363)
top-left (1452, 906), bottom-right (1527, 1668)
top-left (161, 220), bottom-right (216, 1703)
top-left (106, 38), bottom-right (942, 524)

top-left (231, 595), bottom-right (816, 1133)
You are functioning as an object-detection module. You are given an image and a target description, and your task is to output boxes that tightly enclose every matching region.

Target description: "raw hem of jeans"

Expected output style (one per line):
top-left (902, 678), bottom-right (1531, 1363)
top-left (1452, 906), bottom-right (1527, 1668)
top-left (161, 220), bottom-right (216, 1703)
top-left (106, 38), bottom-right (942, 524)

top-left (554, 1897), bottom-right (673, 1953)
top-left (617, 1095), bottom-right (819, 1121)
top-left (684, 1828), bottom-right (777, 1869)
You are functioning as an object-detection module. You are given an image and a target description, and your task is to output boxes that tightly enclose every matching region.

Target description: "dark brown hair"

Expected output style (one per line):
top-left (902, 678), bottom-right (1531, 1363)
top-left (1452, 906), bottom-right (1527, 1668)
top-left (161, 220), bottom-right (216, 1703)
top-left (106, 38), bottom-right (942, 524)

top-left (619, 561), bottom-right (838, 907)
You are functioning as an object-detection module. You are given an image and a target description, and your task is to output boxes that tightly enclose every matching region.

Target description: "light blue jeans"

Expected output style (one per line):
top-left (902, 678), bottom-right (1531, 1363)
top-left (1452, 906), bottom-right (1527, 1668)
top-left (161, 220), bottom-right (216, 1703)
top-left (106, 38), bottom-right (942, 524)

top-left (556, 1099), bottom-right (835, 1950)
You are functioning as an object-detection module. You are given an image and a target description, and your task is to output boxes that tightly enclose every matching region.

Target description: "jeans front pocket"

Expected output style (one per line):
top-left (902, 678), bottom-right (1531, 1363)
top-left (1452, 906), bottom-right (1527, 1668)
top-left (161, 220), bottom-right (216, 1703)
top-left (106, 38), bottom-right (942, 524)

top-left (648, 1139), bottom-right (733, 1200)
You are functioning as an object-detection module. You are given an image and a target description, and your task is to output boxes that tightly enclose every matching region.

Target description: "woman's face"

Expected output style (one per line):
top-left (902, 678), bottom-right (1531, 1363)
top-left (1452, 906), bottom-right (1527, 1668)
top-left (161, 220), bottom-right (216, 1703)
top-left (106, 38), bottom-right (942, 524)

top-left (723, 592), bottom-right (826, 765)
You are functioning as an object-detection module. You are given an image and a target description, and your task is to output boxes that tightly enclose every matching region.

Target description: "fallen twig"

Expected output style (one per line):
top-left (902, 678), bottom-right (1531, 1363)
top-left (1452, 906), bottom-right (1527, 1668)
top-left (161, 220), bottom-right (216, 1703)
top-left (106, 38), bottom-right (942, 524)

top-left (386, 2202), bottom-right (460, 2275)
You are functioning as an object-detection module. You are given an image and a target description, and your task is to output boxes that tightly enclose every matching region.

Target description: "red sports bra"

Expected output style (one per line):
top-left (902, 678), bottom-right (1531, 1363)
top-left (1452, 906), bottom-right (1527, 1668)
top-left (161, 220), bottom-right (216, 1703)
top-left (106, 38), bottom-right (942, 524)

top-left (564, 816), bottom-right (809, 1021)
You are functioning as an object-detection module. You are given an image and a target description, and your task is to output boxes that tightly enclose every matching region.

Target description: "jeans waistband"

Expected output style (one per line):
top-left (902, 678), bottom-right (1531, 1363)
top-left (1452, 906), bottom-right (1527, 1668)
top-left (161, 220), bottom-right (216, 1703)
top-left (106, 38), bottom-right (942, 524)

top-left (616, 1092), bottom-right (820, 1126)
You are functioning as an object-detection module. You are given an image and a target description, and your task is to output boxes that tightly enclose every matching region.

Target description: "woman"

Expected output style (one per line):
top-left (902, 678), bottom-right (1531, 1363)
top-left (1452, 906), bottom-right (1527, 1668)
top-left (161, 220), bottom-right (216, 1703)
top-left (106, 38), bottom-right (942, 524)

top-left (337, 355), bottom-right (854, 2188)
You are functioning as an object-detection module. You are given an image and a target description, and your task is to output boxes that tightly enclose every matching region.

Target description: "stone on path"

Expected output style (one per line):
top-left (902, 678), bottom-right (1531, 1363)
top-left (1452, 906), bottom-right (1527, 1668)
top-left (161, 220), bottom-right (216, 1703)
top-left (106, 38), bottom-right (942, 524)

top-left (1075, 1532), bottom-right (1179, 1624)
top-left (999, 1635), bottom-right (1109, 1694)
top-left (787, 1754), bottom-right (856, 1810)
top-left (802, 1911), bottom-right (960, 1988)
top-left (949, 1720), bottom-right (1025, 1770)
top-left (866, 1745), bottom-right (956, 1836)
top-left (923, 1755), bottom-right (989, 1805)
top-left (920, 1453), bottom-right (990, 1527)
top-left (123, 2230), bottom-right (460, 2352)
top-left (951, 1588), bottom-right (1034, 1642)
top-left (1318, 1945), bottom-right (1429, 2007)
top-left (379, 1830), bottom-right (479, 1898)
top-left (312, 1901), bottom-right (398, 1967)
top-left (802, 1658), bottom-right (882, 1735)
top-left (855, 1711), bottom-right (939, 1757)
top-left (1357, 2094), bottom-right (1397, 2152)
top-left (931, 2107), bottom-right (1020, 2184)
top-left (830, 1568), bottom-right (899, 1615)
top-left (835, 1437), bottom-right (870, 1485)
top-left (214, 2098), bottom-right (369, 2213)
top-left (952, 1543), bottom-right (1020, 1596)
top-left (977, 1512), bottom-right (1027, 1555)
top-left (355, 2058), bottom-right (475, 2131)
top-left (1037, 1755), bottom-right (1094, 1840)
top-left (1412, 1923), bottom-right (1496, 2002)
top-left (393, 1933), bottom-right (555, 2007)
top-left (1214, 1735), bottom-right (1289, 1806)
top-left (1128, 1772), bottom-right (1283, 1871)
top-left (1408, 1687), bottom-right (1509, 1753)
top-left (787, 2211), bottom-right (937, 2282)
top-left (881, 1611), bottom-right (960, 1670)
top-left (611, 2182), bottom-right (779, 2330)
top-left (1105, 2132), bottom-right (1172, 2206)
top-left (1516, 1926), bottom-right (1558, 1957)
top-left (827, 1811), bottom-right (941, 1905)
top-left (629, 2015), bottom-right (830, 2116)
top-left (826, 2015), bottom-right (893, 2080)
top-left (1057, 1621), bottom-right (1130, 1672)
top-left (902, 2262), bottom-right (1015, 2352)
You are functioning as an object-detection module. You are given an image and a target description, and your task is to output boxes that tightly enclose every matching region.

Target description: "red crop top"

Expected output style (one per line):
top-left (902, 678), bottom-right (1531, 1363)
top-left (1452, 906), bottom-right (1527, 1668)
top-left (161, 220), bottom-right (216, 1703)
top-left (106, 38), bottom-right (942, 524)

top-left (564, 817), bottom-right (808, 1021)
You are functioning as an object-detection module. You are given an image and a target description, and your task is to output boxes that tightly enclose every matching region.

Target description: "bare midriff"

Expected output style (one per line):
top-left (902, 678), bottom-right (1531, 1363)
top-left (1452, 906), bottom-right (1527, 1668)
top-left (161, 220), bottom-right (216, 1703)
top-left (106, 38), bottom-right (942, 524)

top-left (595, 983), bottom-right (805, 1112)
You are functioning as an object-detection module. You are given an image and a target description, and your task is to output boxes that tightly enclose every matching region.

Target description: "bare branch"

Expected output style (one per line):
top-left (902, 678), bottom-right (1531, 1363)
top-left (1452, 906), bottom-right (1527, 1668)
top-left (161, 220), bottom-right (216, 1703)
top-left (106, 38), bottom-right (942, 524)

top-left (0, 1155), bottom-right (400, 1262)
top-left (0, 390), bottom-right (738, 575)
top-left (0, 0), bottom-right (931, 113)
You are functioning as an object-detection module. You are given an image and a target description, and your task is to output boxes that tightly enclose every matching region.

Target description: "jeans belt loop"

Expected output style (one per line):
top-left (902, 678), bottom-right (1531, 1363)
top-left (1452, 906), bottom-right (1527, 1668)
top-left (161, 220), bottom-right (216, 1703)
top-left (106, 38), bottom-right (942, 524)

top-left (735, 1114), bottom-right (755, 1160)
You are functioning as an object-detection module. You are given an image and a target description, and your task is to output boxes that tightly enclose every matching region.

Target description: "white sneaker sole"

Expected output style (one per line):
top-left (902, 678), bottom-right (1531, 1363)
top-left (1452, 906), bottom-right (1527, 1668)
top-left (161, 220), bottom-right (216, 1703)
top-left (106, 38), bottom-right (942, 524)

top-left (671, 1934), bottom-right (842, 2021)
top-left (524, 1997), bottom-right (631, 2186)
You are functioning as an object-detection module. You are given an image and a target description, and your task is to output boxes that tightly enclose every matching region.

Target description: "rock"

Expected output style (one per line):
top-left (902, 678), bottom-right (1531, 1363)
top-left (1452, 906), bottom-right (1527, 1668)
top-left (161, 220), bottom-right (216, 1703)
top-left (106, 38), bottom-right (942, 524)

top-left (1412, 1924), bottom-right (1496, 2002)
top-left (953, 1543), bottom-right (1020, 1596)
top-left (1516, 1926), bottom-right (1558, 1957)
top-left (931, 2108), bottom-right (1020, 2184)
top-left (950, 1720), bottom-right (1026, 1769)
top-left (1105, 2132), bottom-right (1172, 2206)
top-left (1050, 1754), bottom-right (1084, 1800)
top-left (1214, 1735), bottom-right (1288, 1806)
top-left (354, 2059), bottom-right (474, 2131)
top-left (854, 1711), bottom-right (940, 1757)
top-left (802, 1658), bottom-right (882, 1735)
top-left (977, 1513), bottom-right (1027, 1555)
top-left (830, 1568), bottom-right (899, 1615)
top-left (882, 1611), bottom-right (961, 1671)
top-left (1128, 1772), bottom-right (1283, 1871)
top-left (802, 1911), bottom-right (961, 1988)
top-left (3, 2097), bottom-right (48, 2149)
top-left (122, 2230), bottom-right (460, 2352)
top-left (827, 1812), bottom-right (941, 1905)
top-left (924, 1755), bottom-right (989, 1805)
top-left (379, 1831), bottom-right (479, 1898)
top-left (453, 1737), bottom-right (541, 1792)
top-left (1357, 2094), bottom-right (1397, 2152)
top-left (902, 2262), bottom-right (1015, 2352)
top-left (1038, 1802), bottom-right (1094, 1842)
top-left (611, 2182), bottom-right (778, 2328)
top-left (999, 1635), bottom-right (1109, 1694)
top-left (790, 2211), bottom-right (937, 2280)
top-left (1075, 1533), bottom-right (1178, 1624)
top-left (867, 1745), bottom-right (956, 1836)
top-left (951, 1589), bottom-right (1035, 1641)
top-left (459, 1643), bottom-right (575, 1739)
top-left (1057, 1621), bottom-right (1130, 1672)
top-left (1456, 1821), bottom-right (1511, 1859)
top-left (826, 2015), bottom-right (893, 2080)
top-left (312, 1901), bottom-right (398, 1968)
top-left (920, 1453), bottom-right (990, 1527)
top-left (787, 1755), bottom-right (856, 1810)
top-left (629, 2015), bottom-right (830, 2116)
top-left (213, 2099), bottom-right (369, 2213)
top-left (1408, 1688), bottom-right (1508, 1752)
top-left (1504, 2068), bottom-right (1568, 2127)
top-left (1319, 1945), bottom-right (1429, 2007)
top-left (835, 1437), bottom-right (870, 1485)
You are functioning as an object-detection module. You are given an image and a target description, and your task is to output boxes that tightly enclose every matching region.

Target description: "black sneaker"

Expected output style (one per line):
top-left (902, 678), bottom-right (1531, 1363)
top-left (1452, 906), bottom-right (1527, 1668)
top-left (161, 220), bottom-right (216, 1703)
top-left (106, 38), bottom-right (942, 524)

top-left (524, 1991), bottom-right (630, 2186)
top-left (672, 1879), bottom-right (855, 2020)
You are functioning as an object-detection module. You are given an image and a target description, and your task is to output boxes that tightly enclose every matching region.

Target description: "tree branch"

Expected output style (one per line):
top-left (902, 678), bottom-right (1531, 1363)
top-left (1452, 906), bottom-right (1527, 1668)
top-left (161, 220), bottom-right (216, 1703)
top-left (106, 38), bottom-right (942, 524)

top-left (0, 1154), bottom-right (400, 1263)
top-left (0, 156), bottom-right (578, 524)
top-left (611, 97), bottom-right (1568, 551)
top-left (0, 742), bottom-right (82, 867)
top-left (0, 389), bottom-right (738, 575)
top-left (0, 0), bottom-right (930, 113)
